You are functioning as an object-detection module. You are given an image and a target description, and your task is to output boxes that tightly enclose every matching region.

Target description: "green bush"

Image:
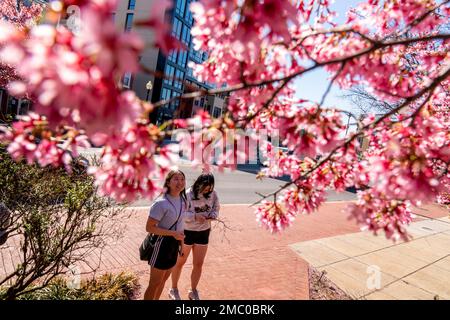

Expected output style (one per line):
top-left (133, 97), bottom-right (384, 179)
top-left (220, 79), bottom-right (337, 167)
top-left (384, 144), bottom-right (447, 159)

top-left (15, 272), bottom-right (139, 300)
top-left (0, 147), bottom-right (124, 300)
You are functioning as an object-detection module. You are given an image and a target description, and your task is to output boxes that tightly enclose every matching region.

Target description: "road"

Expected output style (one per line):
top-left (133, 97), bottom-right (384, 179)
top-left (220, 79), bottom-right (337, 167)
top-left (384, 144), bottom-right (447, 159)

top-left (79, 147), bottom-right (357, 205)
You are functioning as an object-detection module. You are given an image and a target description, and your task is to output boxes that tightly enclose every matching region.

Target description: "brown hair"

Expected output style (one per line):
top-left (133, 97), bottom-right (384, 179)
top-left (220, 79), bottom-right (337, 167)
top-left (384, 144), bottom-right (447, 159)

top-left (192, 173), bottom-right (215, 200)
top-left (163, 169), bottom-right (187, 203)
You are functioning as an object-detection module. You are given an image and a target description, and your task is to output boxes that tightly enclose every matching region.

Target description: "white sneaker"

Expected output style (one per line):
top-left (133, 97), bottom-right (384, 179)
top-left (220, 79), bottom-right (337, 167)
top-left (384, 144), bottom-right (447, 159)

top-left (188, 289), bottom-right (200, 300)
top-left (168, 288), bottom-right (181, 300)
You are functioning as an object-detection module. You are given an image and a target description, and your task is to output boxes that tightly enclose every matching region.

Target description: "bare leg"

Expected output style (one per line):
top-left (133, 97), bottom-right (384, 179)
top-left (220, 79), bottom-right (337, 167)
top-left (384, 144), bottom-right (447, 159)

top-left (155, 269), bottom-right (172, 300)
top-left (191, 244), bottom-right (208, 291)
top-left (144, 267), bottom-right (168, 300)
top-left (170, 244), bottom-right (192, 289)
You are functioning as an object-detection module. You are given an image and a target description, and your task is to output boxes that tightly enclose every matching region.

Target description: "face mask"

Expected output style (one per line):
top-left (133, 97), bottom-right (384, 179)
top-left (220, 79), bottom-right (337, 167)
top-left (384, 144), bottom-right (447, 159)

top-left (203, 191), bottom-right (212, 198)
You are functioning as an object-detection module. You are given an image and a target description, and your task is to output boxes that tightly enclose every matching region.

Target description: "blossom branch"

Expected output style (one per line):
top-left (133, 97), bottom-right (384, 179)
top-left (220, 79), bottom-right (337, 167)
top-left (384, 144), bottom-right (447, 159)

top-left (251, 65), bottom-right (450, 207)
top-left (149, 32), bottom-right (449, 118)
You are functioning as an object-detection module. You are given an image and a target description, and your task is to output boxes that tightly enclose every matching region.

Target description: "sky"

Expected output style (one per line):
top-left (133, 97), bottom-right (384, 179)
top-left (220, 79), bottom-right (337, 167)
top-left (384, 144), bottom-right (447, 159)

top-left (293, 0), bottom-right (364, 117)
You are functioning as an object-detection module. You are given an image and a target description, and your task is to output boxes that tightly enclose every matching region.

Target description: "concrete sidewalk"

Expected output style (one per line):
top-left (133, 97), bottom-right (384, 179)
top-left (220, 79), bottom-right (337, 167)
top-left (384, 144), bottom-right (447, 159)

top-left (291, 214), bottom-right (450, 299)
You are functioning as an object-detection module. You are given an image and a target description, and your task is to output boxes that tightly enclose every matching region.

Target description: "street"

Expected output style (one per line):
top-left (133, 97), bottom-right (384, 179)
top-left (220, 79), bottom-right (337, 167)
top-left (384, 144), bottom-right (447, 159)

top-left (78, 147), bottom-right (356, 206)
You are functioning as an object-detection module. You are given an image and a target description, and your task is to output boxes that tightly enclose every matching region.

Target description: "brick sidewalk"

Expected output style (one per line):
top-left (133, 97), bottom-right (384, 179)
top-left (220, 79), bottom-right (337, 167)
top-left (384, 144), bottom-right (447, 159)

top-left (1, 201), bottom-right (448, 299)
top-left (122, 202), bottom-right (363, 300)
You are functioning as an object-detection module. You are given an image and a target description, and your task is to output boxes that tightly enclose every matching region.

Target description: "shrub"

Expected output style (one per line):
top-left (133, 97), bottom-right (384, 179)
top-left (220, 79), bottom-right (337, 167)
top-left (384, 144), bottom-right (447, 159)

top-left (0, 147), bottom-right (124, 300)
top-left (9, 272), bottom-right (139, 300)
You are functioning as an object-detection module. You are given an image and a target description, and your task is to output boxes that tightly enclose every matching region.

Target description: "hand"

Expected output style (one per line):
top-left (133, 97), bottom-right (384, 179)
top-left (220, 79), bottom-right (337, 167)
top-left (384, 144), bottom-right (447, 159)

top-left (195, 214), bottom-right (207, 223)
top-left (172, 231), bottom-right (185, 241)
top-left (178, 243), bottom-right (184, 257)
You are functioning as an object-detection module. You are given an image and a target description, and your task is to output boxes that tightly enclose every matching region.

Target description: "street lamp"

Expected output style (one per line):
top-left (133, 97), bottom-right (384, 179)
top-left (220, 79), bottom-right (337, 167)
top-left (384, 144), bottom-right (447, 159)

top-left (145, 80), bottom-right (153, 101)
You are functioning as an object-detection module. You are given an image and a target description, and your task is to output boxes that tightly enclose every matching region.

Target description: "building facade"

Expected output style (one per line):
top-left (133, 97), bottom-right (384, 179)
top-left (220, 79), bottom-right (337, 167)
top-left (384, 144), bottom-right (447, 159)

top-left (0, 88), bottom-right (31, 122)
top-left (114, 0), bottom-right (226, 124)
top-left (1, 1), bottom-right (225, 123)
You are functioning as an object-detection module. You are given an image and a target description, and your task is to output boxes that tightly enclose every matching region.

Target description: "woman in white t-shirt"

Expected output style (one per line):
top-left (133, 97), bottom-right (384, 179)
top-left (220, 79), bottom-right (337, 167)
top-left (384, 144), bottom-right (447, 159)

top-left (143, 169), bottom-right (187, 300)
top-left (169, 173), bottom-right (220, 300)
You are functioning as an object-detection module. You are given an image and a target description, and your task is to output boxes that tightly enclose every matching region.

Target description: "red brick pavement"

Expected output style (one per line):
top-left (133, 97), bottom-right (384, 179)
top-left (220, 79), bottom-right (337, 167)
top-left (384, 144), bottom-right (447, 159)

top-left (1, 202), bottom-right (448, 300)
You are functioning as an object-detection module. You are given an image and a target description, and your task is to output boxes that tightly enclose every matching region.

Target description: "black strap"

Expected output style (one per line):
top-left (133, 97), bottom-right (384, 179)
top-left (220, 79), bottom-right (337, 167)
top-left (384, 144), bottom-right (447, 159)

top-left (164, 194), bottom-right (183, 231)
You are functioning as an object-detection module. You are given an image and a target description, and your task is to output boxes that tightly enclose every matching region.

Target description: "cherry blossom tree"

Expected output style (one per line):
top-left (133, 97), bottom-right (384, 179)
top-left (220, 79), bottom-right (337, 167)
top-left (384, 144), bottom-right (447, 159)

top-left (0, 0), bottom-right (44, 88)
top-left (0, 0), bottom-right (448, 241)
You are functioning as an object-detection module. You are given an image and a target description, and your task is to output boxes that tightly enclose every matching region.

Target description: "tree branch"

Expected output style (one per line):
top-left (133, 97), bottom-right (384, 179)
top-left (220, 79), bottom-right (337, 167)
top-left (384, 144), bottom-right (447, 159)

top-left (251, 66), bottom-right (450, 207)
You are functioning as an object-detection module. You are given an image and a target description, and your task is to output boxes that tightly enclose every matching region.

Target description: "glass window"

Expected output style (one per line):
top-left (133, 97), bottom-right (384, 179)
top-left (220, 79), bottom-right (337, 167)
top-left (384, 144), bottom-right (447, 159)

top-left (122, 72), bottom-right (132, 88)
top-left (173, 69), bottom-right (185, 89)
top-left (161, 88), bottom-right (172, 101)
top-left (124, 13), bottom-right (134, 32)
top-left (187, 66), bottom-right (193, 78)
top-left (177, 51), bottom-right (187, 67)
top-left (174, 73), bottom-right (180, 90)
top-left (172, 18), bottom-right (182, 38)
top-left (170, 91), bottom-right (181, 111)
top-left (176, 0), bottom-right (186, 15)
top-left (192, 50), bottom-right (202, 63)
top-left (181, 24), bottom-right (189, 45)
top-left (128, 0), bottom-right (136, 10)
top-left (164, 65), bottom-right (175, 86)
top-left (213, 107), bottom-right (221, 118)
top-left (185, 0), bottom-right (193, 25)
top-left (168, 50), bottom-right (177, 63)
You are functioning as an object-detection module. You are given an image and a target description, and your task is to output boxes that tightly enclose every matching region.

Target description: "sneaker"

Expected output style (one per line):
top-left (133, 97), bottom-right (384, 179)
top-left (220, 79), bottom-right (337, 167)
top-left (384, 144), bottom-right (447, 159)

top-left (168, 288), bottom-right (181, 300)
top-left (188, 289), bottom-right (200, 300)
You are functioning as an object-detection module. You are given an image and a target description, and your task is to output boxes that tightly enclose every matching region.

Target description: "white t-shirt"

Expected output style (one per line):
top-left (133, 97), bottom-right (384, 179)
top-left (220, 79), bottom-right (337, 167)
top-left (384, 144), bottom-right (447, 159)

top-left (184, 188), bottom-right (220, 231)
top-left (148, 194), bottom-right (185, 232)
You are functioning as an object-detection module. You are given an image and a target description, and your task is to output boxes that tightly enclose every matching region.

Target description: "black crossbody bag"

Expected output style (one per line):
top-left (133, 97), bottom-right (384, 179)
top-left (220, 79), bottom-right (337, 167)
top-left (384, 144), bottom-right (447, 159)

top-left (139, 196), bottom-right (183, 261)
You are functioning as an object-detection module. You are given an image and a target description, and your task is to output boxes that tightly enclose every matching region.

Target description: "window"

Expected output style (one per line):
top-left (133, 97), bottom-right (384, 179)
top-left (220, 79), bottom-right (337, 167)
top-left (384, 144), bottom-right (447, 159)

top-left (176, 0), bottom-right (186, 15)
top-left (168, 50), bottom-right (177, 63)
top-left (163, 65), bottom-right (175, 86)
top-left (181, 24), bottom-right (189, 45)
top-left (191, 50), bottom-right (202, 63)
top-left (122, 72), bottom-right (132, 88)
top-left (161, 88), bottom-right (171, 101)
top-left (177, 51), bottom-right (187, 67)
top-left (172, 18), bottom-right (182, 38)
top-left (170, 91), bottom-right (181, 111)
top-left (174, 69), bottom-right (185, 89)
top-left (18, 100), bottom-right (30, 115)
top-left (128, 0), bottom-right (136, 10)
top-left (185, 0), bottom-right (193, 25)
top-left (213, 107), bottom-right (222, 118)
top-left (124, 13), bottom-right (134, 32)
top-left (187, 65), bottom-right (194, 78)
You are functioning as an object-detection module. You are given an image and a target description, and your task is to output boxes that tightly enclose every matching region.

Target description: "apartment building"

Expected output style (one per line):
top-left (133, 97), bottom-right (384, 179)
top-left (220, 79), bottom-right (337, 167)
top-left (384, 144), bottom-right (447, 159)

top-left (114, 0), bottom-right (226, 124)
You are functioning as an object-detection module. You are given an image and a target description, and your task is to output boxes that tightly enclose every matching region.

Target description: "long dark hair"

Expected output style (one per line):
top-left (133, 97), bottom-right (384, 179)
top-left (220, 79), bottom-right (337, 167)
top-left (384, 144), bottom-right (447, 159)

top-left (192, 173), bottom-right (215, 200)
top-left (163, 169), bottom-right (187, 204)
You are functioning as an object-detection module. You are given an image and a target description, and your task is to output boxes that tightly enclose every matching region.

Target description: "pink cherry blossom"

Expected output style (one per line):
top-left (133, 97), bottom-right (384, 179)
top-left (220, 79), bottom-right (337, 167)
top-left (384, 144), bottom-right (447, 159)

top-left (256, 201), bottom-right (295, 233)
top-left (0, 112), bottom-right (91, 169)
top-left (0, 0), bottom-right (448, 241)
top-left (348, 189), bottom-right (414, 242)
top-left (89, 121), bottom-right (176, 203)
top-left (0, 0), bottom-right (143, 138)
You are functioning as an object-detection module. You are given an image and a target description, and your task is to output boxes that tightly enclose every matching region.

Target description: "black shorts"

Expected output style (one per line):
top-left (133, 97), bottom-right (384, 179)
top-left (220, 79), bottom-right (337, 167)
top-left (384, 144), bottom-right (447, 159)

top-left (184, 229), bottom-right (211, 245)
top-left (148, 235), bottom-right (180, 270)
